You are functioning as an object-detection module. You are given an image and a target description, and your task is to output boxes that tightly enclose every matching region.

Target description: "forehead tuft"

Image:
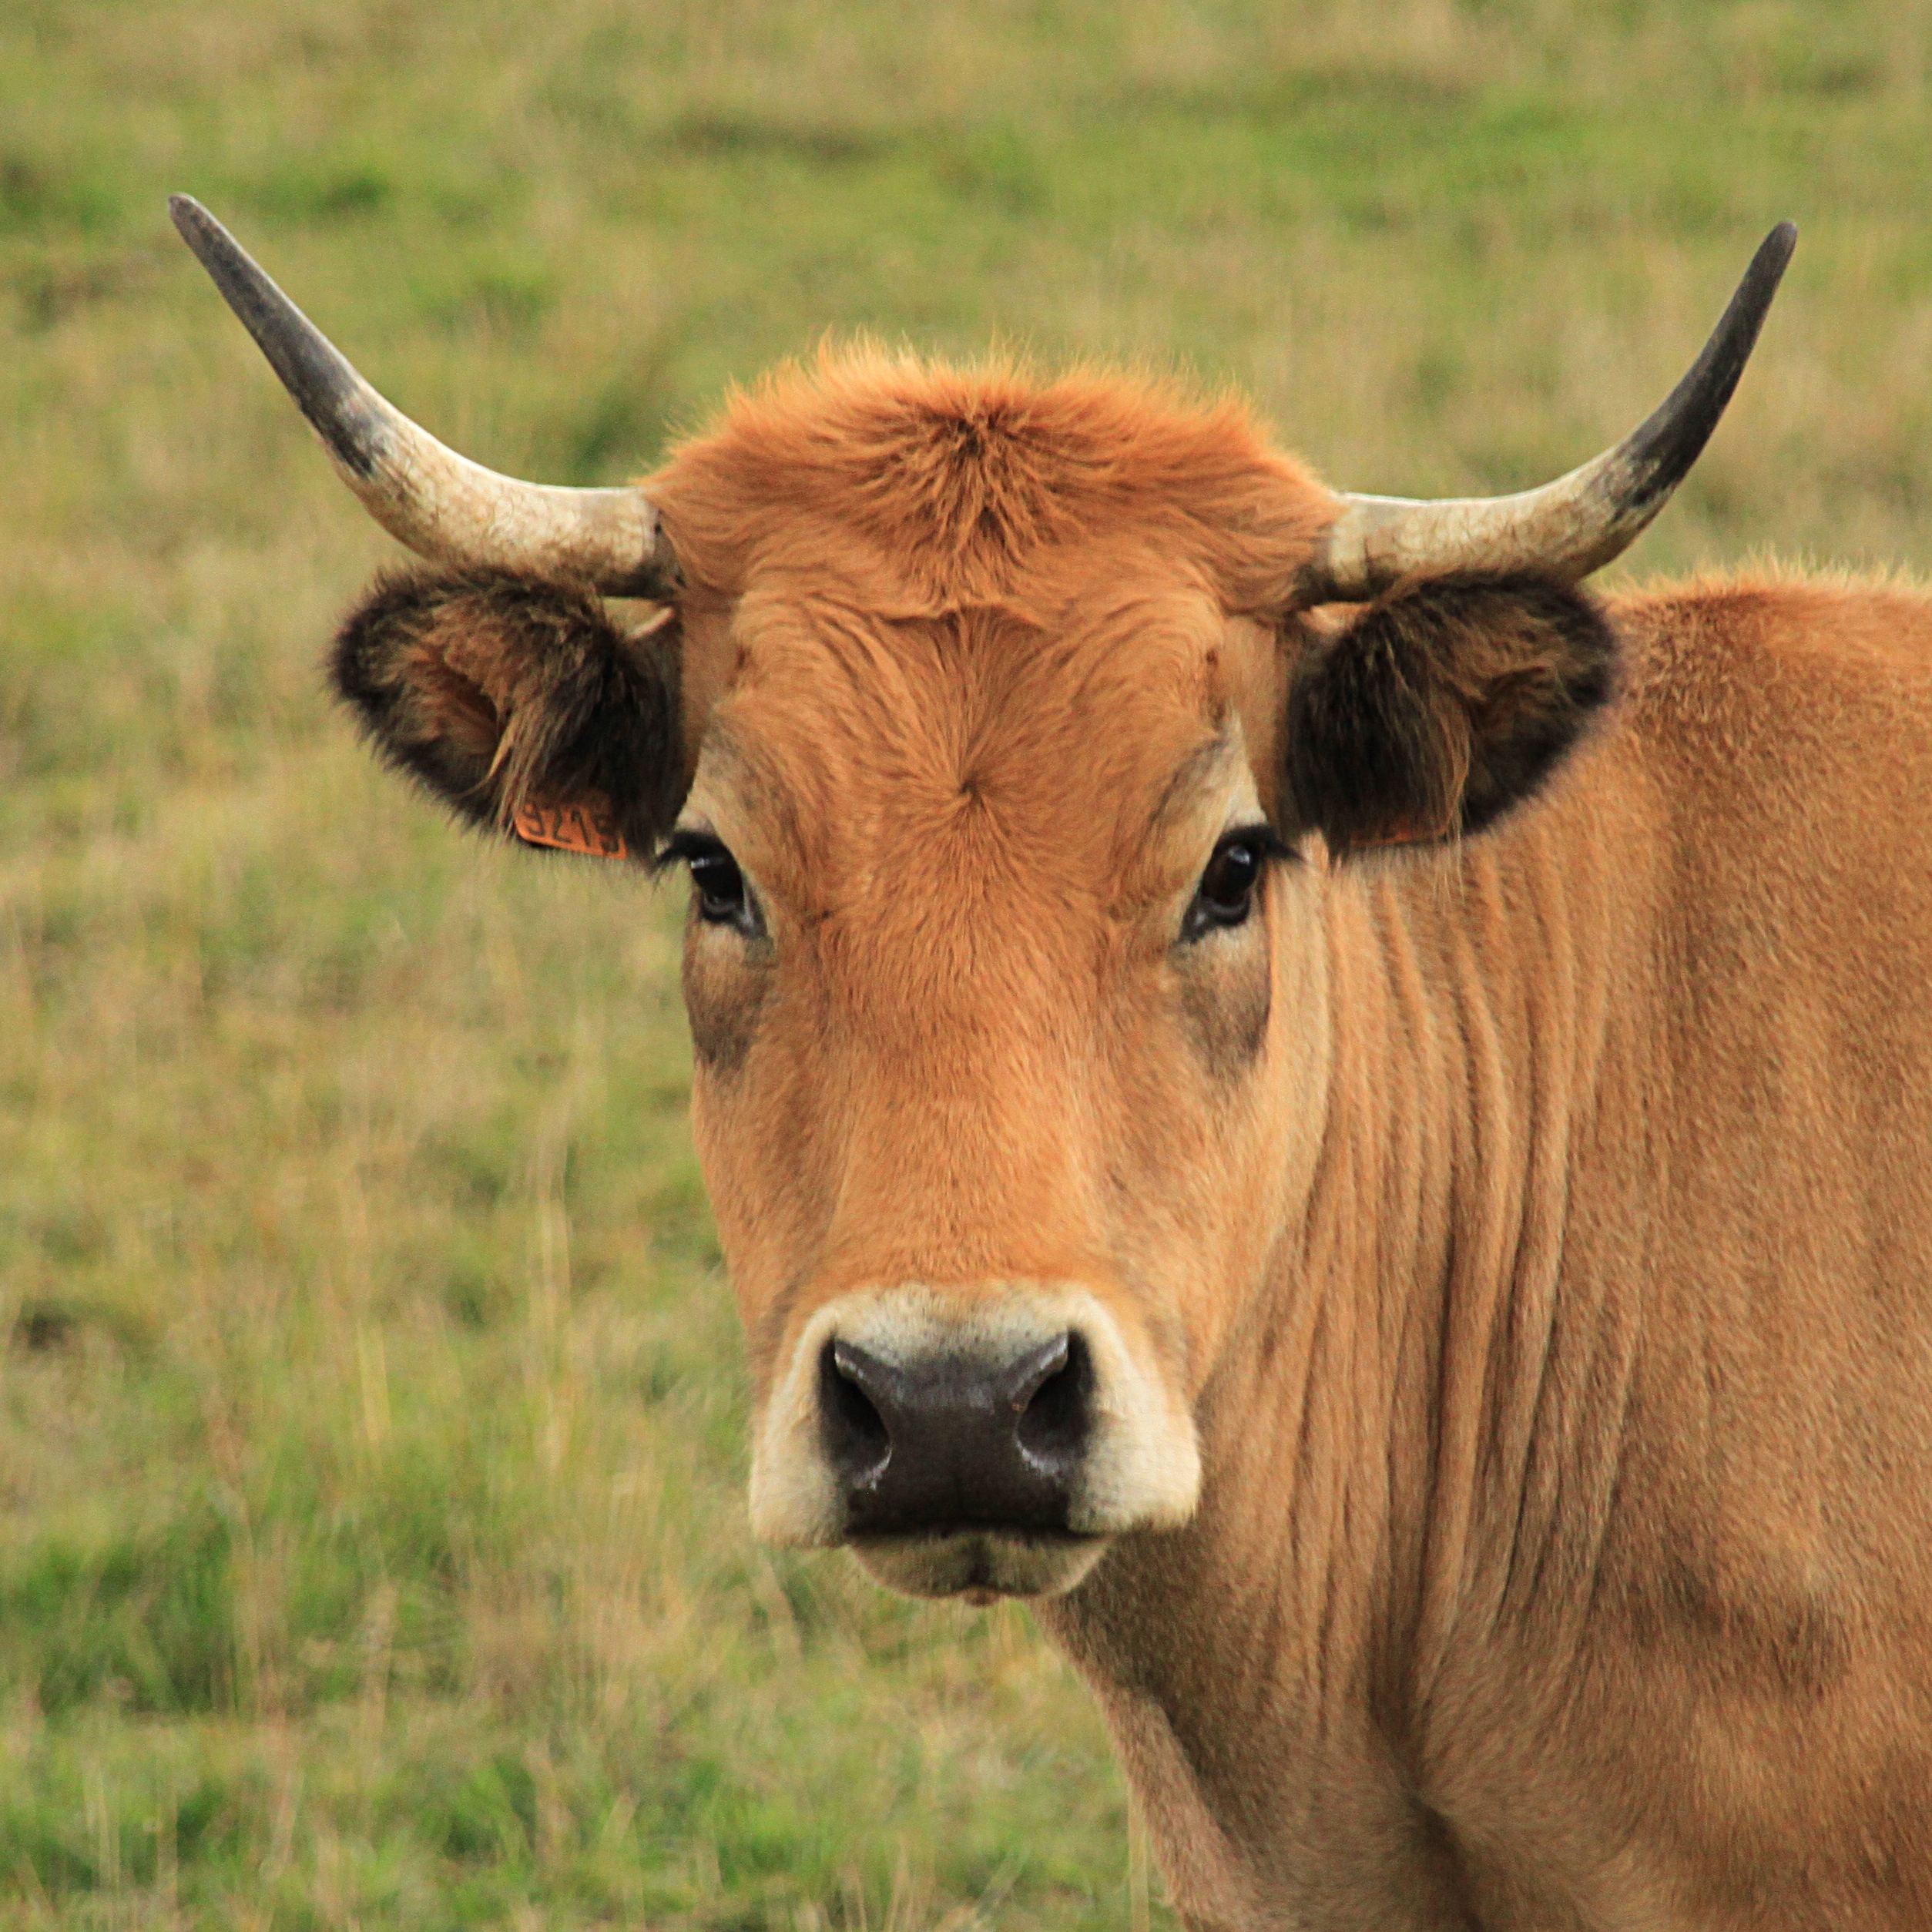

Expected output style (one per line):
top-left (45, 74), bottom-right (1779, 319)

top-left (648, 349), bottom-right (1330, 613)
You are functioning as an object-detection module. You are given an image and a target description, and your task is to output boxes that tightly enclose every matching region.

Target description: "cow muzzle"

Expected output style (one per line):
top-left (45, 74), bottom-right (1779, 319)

top-left (748, 1284), bottom-right (1202, 1601)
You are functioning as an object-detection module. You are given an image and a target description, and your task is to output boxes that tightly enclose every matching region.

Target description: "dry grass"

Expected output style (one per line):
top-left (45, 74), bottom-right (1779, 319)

top-left (2, 0), bottom-right (1930, 1923)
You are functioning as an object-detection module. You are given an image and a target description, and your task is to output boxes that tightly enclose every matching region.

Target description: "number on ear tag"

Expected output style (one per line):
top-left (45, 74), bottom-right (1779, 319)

top-left (511, 797), bottom-right (629, 860)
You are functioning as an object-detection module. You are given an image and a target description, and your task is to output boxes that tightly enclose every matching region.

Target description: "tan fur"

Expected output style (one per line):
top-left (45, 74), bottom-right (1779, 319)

top-left (367, 348), bottom-right (1932, 1927)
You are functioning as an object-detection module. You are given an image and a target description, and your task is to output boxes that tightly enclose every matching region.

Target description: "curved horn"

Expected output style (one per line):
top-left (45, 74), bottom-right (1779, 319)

top-left (169, 196), bottom-right (679, 597)
top-left (1302, 223), bottom-right (1796, 602)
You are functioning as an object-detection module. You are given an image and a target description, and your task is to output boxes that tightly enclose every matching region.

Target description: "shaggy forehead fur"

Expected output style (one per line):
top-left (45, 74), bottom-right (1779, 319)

top-left (644, 354), bottom-right (1334, 893)
top-left (647, 351), bottom-right (1335, 617)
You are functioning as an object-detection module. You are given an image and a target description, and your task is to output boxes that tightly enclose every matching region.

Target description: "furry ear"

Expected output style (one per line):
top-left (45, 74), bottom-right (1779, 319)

top-left (332, 568), bottom-right (683, 857)
top-left (1283, 572), bottom-right (1617, 856)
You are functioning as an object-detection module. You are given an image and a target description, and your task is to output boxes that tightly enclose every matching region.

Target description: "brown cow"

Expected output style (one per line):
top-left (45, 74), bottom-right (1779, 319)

top-left (174, 198), bottom-right (1932, 1928)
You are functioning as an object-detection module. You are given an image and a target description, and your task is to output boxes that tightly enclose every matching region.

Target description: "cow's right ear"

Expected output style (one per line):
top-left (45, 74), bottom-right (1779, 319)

top-left (331, 568), bottom-right (683, 858)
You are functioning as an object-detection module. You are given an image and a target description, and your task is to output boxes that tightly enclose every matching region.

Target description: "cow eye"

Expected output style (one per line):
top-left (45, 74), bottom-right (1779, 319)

top-left (1182, 829), bottom-right (1279, 941)
top-left (690, 848), bottom-right (746, 924)
top-left (659, 831), bottom-right (761, 936)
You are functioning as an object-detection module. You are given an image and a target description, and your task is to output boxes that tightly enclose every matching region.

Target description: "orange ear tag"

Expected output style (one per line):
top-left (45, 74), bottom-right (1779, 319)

top-left (511, 797), bottom-right (629, 860)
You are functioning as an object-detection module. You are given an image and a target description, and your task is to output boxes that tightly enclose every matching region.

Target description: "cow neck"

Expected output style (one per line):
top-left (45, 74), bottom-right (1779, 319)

top-left (1041, 793), bottom-right (1636, 1907)
top-left (1331, 814), bottom-right (1632, 1736)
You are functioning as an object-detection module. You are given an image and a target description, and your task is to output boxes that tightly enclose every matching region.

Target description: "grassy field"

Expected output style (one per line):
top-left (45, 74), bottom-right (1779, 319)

top-left (3, 1), bottom-right (1930, 1924)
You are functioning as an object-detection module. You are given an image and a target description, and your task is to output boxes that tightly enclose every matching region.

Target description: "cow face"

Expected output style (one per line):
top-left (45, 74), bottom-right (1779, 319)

top-left (666, 579), bottom-right (1324, 1601)
top-left (170, 199), bottom-right (1777, 1603)
top-left (331, 364), bottom-right (1615, 1602)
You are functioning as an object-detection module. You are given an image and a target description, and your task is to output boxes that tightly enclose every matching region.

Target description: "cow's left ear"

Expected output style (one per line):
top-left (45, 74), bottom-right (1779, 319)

top-left (332, 567), bottom-right (683, 858)
top-left (1282, 572), bottom-right (1617, 856)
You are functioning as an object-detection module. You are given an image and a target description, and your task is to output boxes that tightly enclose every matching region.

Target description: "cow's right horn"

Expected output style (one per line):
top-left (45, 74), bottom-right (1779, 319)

top-left (1300, 223), bottom-right (1796, 602)
top-left (169, 196), bottom-right (679, 598)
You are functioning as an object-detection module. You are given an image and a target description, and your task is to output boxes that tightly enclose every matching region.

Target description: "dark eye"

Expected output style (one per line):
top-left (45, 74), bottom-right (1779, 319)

top-left (659, 831), bottom-right (760, 935)
top-left (1182, 830), bottom-right (1277, 941)
top-left (691, 848), bottom-right (746, 924)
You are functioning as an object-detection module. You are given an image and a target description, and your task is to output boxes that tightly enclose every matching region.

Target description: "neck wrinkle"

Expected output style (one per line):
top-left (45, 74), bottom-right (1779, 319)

top-left (1330, 813), bottom-right (1629, 1800)
top-left (1043, 799), bottom-right (1638, 1910)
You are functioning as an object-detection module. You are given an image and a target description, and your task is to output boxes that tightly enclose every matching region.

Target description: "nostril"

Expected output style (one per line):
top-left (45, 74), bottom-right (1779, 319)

top-left (820, 1338), bottom-right (892, 1489)
top-left (1015, 1330), bottom-right (1094, 1467)
top-left (820, 1327), bottom-right (1095, 1535)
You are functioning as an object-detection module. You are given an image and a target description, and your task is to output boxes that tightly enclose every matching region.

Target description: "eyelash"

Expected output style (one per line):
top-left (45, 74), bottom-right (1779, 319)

top-left (653, 830), bottom-right (726, 876)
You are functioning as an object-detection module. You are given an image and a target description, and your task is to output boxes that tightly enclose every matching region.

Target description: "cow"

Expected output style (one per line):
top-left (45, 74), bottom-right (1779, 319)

top-left (172, 195), bottom-right (1932, 1929)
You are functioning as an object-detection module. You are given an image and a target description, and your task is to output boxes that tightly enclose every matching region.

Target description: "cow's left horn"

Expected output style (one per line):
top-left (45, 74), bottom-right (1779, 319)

top-left (169, 196), bottom-right (679, 597)
top-left (1301, 223), bottom-right (1796, 602)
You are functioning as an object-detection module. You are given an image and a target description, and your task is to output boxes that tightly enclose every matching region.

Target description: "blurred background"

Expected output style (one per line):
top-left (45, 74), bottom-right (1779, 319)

top-left (2, 2), bottom-right (1928, 1924)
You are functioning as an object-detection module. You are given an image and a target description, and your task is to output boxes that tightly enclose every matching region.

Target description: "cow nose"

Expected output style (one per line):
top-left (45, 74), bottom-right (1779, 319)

top-left (819, 1330), bottom-right (1094, 1536)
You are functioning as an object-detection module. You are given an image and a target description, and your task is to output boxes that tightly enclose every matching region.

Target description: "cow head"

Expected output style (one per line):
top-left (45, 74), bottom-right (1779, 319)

top-left (173, 199), bottom-right (1789, 1602)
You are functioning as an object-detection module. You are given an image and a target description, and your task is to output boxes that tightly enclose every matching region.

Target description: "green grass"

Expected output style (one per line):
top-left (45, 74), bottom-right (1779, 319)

top-left (2, 0), bottom-right (1930, 1923)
